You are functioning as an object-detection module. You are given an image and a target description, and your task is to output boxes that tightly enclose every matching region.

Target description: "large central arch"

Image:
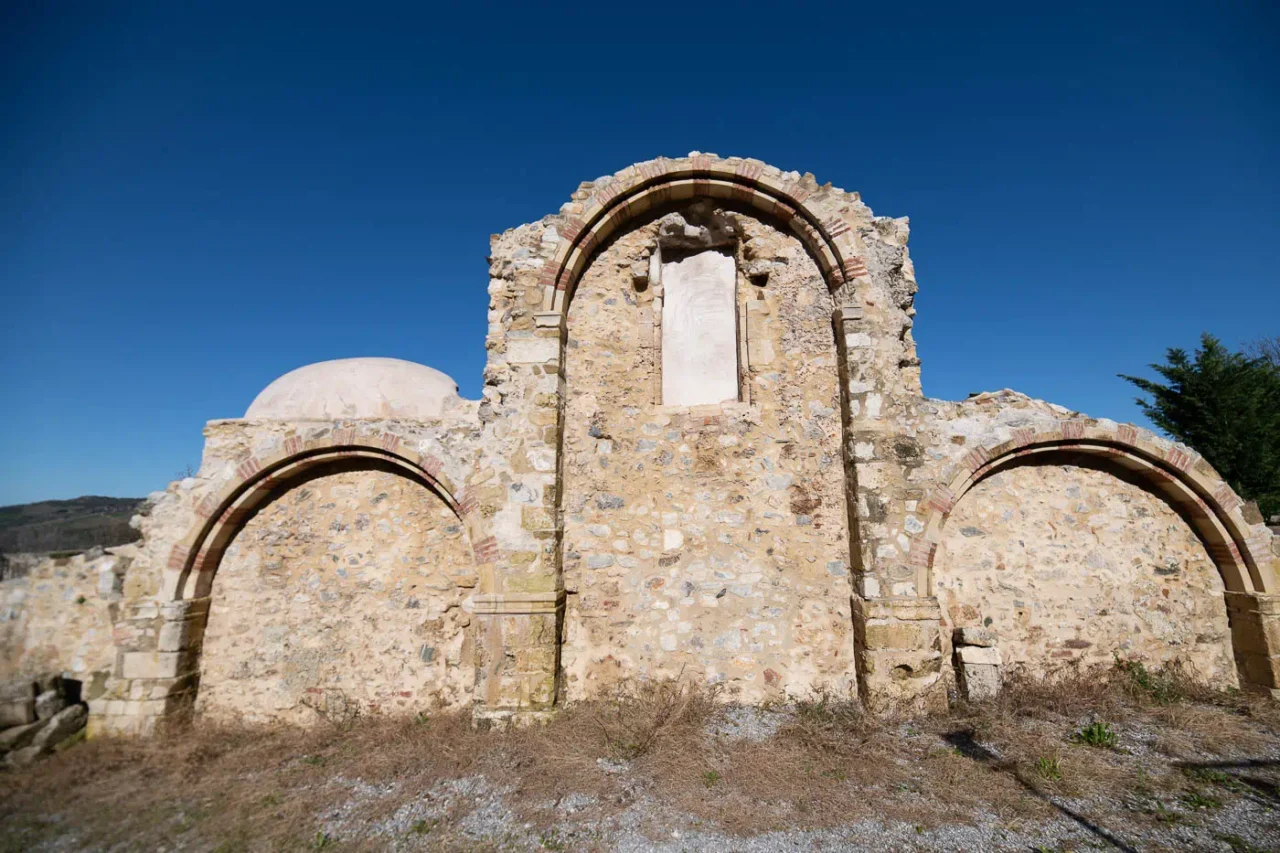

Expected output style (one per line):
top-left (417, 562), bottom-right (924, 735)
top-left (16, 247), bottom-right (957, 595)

top-left (537, 156), bottom-right (871, 316)
top-left (518, 158), bottom-right (881, 701)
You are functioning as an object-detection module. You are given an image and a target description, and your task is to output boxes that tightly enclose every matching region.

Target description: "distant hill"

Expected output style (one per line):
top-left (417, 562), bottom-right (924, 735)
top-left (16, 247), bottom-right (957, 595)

top-left (0, 496), bottom-right (144, 557)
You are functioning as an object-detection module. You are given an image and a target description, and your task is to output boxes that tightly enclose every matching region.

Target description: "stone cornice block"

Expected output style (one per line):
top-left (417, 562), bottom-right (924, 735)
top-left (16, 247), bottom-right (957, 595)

top-left (472, 591), bottom-right (566, 616)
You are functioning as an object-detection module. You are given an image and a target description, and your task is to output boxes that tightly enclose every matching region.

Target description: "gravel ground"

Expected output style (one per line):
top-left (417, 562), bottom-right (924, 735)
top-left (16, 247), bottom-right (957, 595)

top-left (5, 694), bottom-right (1278, 852)
top-left (297, 711), bottom-right (1280, 853)
top-left (301, 769), bottom-right (1279, 852)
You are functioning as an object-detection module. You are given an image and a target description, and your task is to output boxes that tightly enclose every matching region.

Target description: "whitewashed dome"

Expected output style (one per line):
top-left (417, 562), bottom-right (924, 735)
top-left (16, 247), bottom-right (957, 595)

top-left (245, 357), bottom-right (460, 420)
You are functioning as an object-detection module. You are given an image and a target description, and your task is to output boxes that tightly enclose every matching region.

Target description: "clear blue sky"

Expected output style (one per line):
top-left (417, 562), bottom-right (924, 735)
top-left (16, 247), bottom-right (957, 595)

top-left (2, 1), bottom-right (1276, 505)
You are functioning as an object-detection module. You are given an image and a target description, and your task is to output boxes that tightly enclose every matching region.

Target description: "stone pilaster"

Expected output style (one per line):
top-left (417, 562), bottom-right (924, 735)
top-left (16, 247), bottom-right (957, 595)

top-left (472, 309), bottom-right (565, 715)
top-left (87, 597), bottom-right (207, 737)
top-left (1225, 591), bottom-right (1280, 697)
top-left (472, 591), bottom-right (564, 721)
top-left (837, 304), bottom-right (945, 711)
top-left (851, 596), bottom-right (947, 713)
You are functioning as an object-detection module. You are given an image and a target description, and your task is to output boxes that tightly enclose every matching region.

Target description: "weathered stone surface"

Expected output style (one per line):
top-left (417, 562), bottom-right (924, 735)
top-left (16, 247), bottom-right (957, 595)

top-left (197, 467), bottom-right (474, 724)
top-left (31, 703), bottom-right (86, 750)
top-left (935, 464), bottom-right (1235, 684)
top-left (5, 745), bottom-right (44, 767)
top-left (0, 678), bottom-right (36, 703)
top-left (957, 661), bottom-right (1002, 703)
top-left (0, 549), bottom-right (126, 683)
top-left (560, 210), bottom-right (855, 702)
top-left (0, 699), bottom-right (35, 728)
top-left (0, 718), bottom-right (46, 751)
top-left (3, 155), bottom-right (1275, 736)
top-left (953, 627), bottom-right (996, 648)
top-left (956, 646), bottom-right (1001, 667)
top-left (34, 689), bottom-right (65, 720)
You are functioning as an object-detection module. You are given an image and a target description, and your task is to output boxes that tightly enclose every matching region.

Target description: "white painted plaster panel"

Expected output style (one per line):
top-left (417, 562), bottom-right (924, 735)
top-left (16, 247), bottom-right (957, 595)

top-left (661, 251), bottom-right (738, 406)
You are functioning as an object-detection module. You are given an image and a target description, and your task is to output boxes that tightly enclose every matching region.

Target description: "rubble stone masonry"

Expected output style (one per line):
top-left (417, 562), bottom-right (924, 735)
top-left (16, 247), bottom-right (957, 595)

top-left (1, 154), bottom-right (1276, 736)
top-left (197, 465), bottom-right (474, 724)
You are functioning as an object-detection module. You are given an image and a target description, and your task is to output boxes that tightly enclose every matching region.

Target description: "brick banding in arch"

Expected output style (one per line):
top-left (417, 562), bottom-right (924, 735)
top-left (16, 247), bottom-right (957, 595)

top-left (537, 156), bottom-right (871, 315)
top-left (164, 431), bottom-right (490, 602)
top-left (910, 421), bottom-right (1278, 598)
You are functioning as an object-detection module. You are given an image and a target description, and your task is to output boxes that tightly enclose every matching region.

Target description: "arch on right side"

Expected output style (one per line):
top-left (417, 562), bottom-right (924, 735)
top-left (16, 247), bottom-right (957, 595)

top-left (916, 435), bottom-right (1280, 695)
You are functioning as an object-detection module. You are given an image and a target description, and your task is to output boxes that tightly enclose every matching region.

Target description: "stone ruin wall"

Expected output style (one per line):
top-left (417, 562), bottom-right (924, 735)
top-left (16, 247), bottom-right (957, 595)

top-left (935, 463), bottom-right (1235, 684)
top-left (197, 464), bottom-right (475, 724)
top-left (0, 548), bottom-right (130, 698)
top-left (1, 154), bottom-right (1276, 739)
top-left (559, 211), bottom-right (854, 701)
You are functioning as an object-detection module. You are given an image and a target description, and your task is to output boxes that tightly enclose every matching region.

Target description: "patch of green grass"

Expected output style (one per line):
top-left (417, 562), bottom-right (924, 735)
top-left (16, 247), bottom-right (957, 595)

top-left (540, 828), bottom-right (568, 850)
top-left (701, 770), bottom-right (722, 788)
top-left (1116, 658), bottom-right (1183, 704)
top-left (302, 755), bottom-right (327, 767)
top-left (1180, 790), bottom-right (1222, 810)
top-left (1183, 767), bottom-right (1245, 793)
top-left (1216, 833), bottom-right (1265, 853)
top-left (1072, 721), bottom-right (1117, 749)
top-left (410, 818), bottom-right (438, 834)
top-left (311, 830), bottom-right (335, 849)
top-left (1035, 755), bottom-right (1063, 781)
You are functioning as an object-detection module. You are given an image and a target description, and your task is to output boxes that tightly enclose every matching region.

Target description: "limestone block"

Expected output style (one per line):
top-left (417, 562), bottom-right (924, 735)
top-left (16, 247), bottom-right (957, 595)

top-left (956, 645), bottom-right (1001, 667)
top-left (955, 645), bottom-right (1003, 702)
top-left (1224, 592), bottom-right (1280, 658)
top-left (32, 704), bottom-right (88, 750)
top-left (958, 662), bottom-right (1002, 703)
top-left (953, 626), bottom-right (997, 648)
top-left (5, 745), bottom-right (44, 767)
top-left (862, 621), bottom-right (933, 651)
top-left (0, 719), bottom-right (46, 752)
top-left (1234, 650), bottom-right (1280, 690)
top-left (0, 678), bottom-right (36, 704)
top-left (506, 337), bottom-right (560, 364)
top-left (0, 699), bottom-right (35, 728)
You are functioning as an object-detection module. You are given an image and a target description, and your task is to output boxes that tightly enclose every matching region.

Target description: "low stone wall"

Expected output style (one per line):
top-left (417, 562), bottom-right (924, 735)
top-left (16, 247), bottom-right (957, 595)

top-left (0, 548), bottom-right (132, 699)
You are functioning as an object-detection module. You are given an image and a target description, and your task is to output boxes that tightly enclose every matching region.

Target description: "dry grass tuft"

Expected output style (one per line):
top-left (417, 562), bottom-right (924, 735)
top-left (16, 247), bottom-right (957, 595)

top-left (590, 677), bottom-right (718, 760)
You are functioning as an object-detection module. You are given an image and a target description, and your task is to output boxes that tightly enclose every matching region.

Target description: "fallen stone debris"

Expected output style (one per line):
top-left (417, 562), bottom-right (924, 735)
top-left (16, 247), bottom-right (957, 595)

top-left (0, 673), bottom-right (88, 768)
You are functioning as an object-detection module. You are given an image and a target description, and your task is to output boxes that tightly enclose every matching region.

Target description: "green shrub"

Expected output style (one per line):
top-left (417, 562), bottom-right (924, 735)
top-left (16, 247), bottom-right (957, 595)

top-left (1035, 755), bottom-right (1063, 781)
top-left (1072, 721), bottom-right (1117, 749)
